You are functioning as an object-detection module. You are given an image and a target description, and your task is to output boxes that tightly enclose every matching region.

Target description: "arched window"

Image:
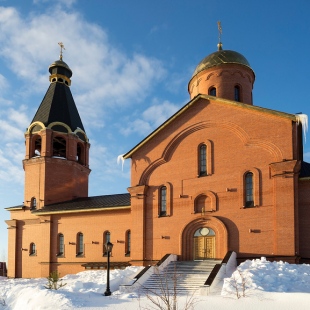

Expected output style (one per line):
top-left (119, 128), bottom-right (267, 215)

top-left (77, 143), bottom-right (85, 165)
top-left (76, 232), bottom-right (84, 256)
top-left (125, 230), bottom-right (131, 256)
top-left (159, 186), bottom-right (167, 216)
top-left (29, 243), bottom-right (36, 256)
top-left (209, 87), bottom-right (216, 96)
top-left (52, 136), bottom-right (66, 158)
top-left (245, 172), bottom-right (254, 208)
top-left (199, 144), bottom-right (207, 176)
top-left (103, 231), bottom-right (111, 256)
top-left (33, 136), bottom-right (41, 157)
top-left (57, 233), bottom-right (64, 256)
top-left (30, 197), bottom-right (37, 210)
top-left (234, 85), bottom-right (241, 102)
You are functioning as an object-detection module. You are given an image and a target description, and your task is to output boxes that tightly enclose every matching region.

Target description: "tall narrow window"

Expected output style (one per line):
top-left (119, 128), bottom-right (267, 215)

top-left (209, 87), bottom-right (216, 96)
top-left (103, 231), bottom-right (111, 256)
top-left (57, 233), bottom-right (64, 256)
top-left (77, 144), bottom-right (81, 162)
top-left (160, 186), bottom-right (167, 216)
top-left (29, 243), bottom-right (36, 256)
top-left (77, 143), bottom-right (85, 165)
top-left (76, 232), bottom-right (84, 256)
top-left (125, 230), bottom-right (131, 256)
top-left (234, 85), bottom-right (241, 102)
top-left (31, 197), bottom-right (37, 210)
top-left (199, 144), bottom-right (207, 176)
top-left (245, 172), bottom-right (254, 208)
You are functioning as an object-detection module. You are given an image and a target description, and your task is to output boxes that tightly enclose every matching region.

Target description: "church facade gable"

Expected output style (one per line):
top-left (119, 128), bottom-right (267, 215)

top-left (128, 95), bottom-right (301, 262)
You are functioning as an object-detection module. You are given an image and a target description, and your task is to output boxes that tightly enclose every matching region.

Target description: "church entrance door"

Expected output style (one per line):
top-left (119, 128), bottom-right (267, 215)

top-left (193, 227), bottom-right (215, 260)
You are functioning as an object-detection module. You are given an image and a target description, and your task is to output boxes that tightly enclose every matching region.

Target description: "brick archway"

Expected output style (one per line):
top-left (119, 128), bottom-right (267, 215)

top-left (180, 216), bottom-right (228, 260)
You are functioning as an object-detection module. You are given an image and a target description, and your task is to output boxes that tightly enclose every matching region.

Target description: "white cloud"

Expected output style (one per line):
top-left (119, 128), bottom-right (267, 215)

top-left (8, 106), bottom-right (29, 128)
top-left (0, 6), bottom-right (166, 129)
top-left (33, 0), bottom-right (76, 8)
top-left (142, 100), bottom-right (179, 127)
top-left (0, 74), bottom-right (8, 91)
top-left (2, 142), bottom-right (24, 165)
top-left (0, 97), bottom-right (12, 106)
top-left (0, 105), bottom-right (29, 141)
top-left (0, 148), bottom-right (23, 184)
top-left (0, 120), bottom-right (24, 142)
top-left (120, 100), bottom-right (180, 137)
top-left (0, 4), bottom-right (167, 189)
top-left (120, 119), bottom-right (153, 137)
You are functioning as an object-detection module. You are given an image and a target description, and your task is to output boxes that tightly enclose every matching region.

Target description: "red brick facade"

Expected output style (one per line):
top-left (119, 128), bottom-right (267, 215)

top-left (5, 48), bottom-right (310, 278)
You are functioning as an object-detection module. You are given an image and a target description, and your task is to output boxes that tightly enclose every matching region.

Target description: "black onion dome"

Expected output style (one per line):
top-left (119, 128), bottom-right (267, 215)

top-left (192, 50), bottom-right (253, 77)
top-left (31, 59), bottom-right (85, 133)
top-left (49, 59), bottom-right (72, 78)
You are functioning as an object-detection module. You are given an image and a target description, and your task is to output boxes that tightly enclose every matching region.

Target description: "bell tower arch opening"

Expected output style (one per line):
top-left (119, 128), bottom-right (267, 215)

top-left (30, 135), bottom-right (42, 157)
top-left (52, 136), bottom-right (67, 158)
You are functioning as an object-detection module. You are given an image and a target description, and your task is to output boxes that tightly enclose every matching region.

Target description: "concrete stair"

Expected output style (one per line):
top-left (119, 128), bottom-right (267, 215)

top-left (140, 260), bottom-right (221, 295)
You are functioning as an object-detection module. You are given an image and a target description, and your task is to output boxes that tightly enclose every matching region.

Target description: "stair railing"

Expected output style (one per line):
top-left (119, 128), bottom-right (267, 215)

top-left (200, 251), bottom-right (237, 295)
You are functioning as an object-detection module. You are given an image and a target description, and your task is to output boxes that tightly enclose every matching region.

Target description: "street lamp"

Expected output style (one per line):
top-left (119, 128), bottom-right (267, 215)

top-left (104, 241), bottom-right (113, 296)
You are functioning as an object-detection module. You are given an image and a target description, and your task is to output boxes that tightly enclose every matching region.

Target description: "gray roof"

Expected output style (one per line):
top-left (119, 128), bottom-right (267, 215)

top-left (32, 193), bottom-right (130, 214)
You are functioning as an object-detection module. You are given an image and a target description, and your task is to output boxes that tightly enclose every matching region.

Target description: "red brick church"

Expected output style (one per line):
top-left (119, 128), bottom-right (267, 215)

top-left (5, 41), bottom-right (310, 278)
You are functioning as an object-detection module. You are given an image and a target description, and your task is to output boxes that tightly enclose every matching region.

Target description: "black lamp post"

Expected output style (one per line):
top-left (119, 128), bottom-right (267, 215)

top-left (104, 241), bottom-right (113, 296)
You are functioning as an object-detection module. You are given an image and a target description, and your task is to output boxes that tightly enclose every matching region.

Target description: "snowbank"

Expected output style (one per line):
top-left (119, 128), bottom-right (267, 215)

top-left (223, 257), bottom-right (310, 296)
top-left (1, 259), bottom-right (310, 310)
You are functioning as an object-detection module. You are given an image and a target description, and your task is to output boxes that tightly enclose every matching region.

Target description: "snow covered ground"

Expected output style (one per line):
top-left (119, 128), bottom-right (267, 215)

top-left (1, 258), bottom-right (310, 309)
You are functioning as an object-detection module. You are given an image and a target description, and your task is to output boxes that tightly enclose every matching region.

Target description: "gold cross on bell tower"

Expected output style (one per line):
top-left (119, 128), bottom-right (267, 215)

top-left (58, 42), bottom-right (65, 60)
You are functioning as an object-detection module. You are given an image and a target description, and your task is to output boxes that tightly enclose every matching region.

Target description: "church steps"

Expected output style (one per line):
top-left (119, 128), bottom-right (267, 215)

top-left (139, 260), bottom-right (221, 294)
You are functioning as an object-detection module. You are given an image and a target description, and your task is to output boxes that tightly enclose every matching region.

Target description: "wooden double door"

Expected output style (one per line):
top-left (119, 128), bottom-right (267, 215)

top-left (194, 236), bottom-right (215, 260)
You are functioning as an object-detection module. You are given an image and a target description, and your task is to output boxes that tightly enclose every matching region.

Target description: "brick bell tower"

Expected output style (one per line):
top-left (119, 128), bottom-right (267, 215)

top-left (23, 45), bottom-right (90, 210)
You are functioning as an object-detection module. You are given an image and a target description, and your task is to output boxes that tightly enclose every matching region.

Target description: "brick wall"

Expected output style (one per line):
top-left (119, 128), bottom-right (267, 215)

top-left (131, 96), bottom-right (299, 261)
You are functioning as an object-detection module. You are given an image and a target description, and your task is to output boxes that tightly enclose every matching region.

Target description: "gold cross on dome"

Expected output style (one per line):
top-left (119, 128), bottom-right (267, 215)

top-left (217, 21), bottom-right (222, 43)
top-left (58, 42), bottom-right (65, 60)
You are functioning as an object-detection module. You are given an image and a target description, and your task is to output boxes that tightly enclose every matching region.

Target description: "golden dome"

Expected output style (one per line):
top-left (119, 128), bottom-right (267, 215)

top-left (192, 49), bottom-right (253, 77)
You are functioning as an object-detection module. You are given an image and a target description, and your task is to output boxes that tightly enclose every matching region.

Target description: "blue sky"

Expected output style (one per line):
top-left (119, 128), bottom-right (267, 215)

top-left (0, 0), bottom-right (310, 260)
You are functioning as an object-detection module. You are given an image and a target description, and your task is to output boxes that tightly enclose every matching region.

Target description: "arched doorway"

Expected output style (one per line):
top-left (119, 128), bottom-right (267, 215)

top-left (194, 227), bottom-right (216, 260)
top-left (181, 217), bottom-right (228, 261)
